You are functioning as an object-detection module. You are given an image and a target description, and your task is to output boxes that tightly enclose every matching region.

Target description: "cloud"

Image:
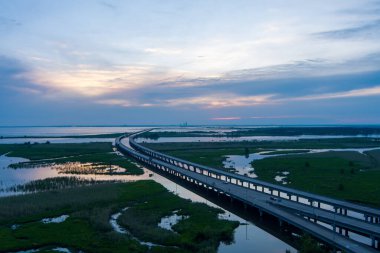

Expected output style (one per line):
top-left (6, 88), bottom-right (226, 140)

top-left (99, 1), bottom-right (117, 10)
top-left (21, 65), bottom-right (179, 97)
top-left (290, 85), bottom-right (380, 101)
top-left (0, 55), bottom-right (43, 95)
top-left (0, 16), bottom-right (21, 29)
top-left (164, 94), bottom-right (276, 108)
top-left (211, 117), bottom-right (241, 121)
top-left (314, 20), bottom-right (380, 39)
top-left (144, 48), bottom-right (183, 55)
top-left (157, 54), bottom-right (380, 90)
top-left (249, 115), bottom-right (306, 119)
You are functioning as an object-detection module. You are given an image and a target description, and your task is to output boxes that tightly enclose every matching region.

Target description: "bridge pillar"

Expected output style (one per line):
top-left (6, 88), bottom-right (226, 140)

top-left (371, 235), bottom-right (375, 247)
top-left (259, 209), bottom-right (263, 217)
top-left (279, 218), bottom-right (283, 227)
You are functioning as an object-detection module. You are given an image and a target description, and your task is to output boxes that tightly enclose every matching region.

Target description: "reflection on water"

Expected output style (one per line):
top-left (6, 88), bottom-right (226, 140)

top-left (0, 153), bottom-right (296, 253)
top-left (0, 126), bottom-right (147, 137)
top-left (223, 147), bottom-right (380, 181)
top-left (157, 210), bottom-right (189, 231)
top-left (0, 154), bottom-right (155, 197)
top-left (136, 134), bottom-right (380, 143)
top-left (0, 138), bottom-right (115, 144)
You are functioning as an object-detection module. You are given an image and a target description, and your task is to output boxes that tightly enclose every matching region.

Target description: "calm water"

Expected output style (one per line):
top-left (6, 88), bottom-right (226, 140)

top-left (223, 147), bottom-right (380, 180)
top-left (136, 134), bottom-right (380, 143)
top-left (4, 127), bottom-right (378, 252)
top-left (0, 126), bottom-right (147, 137)
top-left (0, 154), bottom-right (296, 253)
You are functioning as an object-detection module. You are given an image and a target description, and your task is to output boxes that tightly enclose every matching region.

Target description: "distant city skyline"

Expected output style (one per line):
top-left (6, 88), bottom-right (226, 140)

top-left (1, 0), bottom-right (380, 125)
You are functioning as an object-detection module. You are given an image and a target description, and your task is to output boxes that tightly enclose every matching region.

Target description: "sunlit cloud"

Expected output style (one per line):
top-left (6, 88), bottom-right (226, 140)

top-left (165, 94), bottom-right (276, 108)
top-left (1, 0), bottom-right (380, 124)
top-left (19, 66), bottom-right (187, 97)
top-left (144, 48), bottom-right (183, 55)
top-left (290, 85), bottom-right (380, 101)
top-left (211, 117), bottom-right (241, 121)
top-left (250, 115), bottom-right (306, 119)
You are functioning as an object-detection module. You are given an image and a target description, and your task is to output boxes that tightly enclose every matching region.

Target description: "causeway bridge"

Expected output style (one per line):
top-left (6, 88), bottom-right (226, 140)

top-left (116, 130), bottom-right (380, 253)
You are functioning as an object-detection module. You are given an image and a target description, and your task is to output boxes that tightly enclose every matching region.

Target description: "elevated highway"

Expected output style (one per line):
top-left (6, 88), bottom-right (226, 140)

top-left (116, 130), bottom-right (380, 253)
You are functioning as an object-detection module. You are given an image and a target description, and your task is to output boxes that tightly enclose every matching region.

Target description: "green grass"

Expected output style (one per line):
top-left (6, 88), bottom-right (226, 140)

top-left (0, 142), bottom-right (113, 160)
top-left (1, 132), bottom-right (126, 139)
top-left (1, 142), bottom-right (144, 175)
top-left (144, 137), bottom-right (380, 151)
top-left (0, 181), bottom-right (238, 253)
top-left (143, 141), bottom-right (380, 207)
top-left (252, 151), bottom-right (380, 206)
top-left (118, 182), bottom-right (238, 252)
top-left (164, 148), bottom-right (257, 170)
top-left (261, 150), bottom-right (310, 155)
top-left (7, 177), bottom-right (108, 193)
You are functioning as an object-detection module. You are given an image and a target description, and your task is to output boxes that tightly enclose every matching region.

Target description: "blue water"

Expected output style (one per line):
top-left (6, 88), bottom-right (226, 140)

top-left (0, 126), bottom-right (147, 137)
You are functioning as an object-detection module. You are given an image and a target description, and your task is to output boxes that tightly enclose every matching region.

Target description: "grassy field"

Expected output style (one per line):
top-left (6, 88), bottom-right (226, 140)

top-left (0, 180), bottom-right (238, 253)
top-left (1, 132), bottom-right (126, 139)
top-left (0, 142), bottom-right (143, 175)
top-left (144, 137), bottom-right (380, 151)
top-left (143, 141), bottom-right (380, 207)
top-left (7, 177), bottom-right (110, 193)
top-left (252, 151), bottom-right (380, 206)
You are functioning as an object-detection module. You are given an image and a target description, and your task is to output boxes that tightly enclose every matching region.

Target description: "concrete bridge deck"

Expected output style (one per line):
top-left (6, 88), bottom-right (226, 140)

top-left (131, 134), bottom-right (380, 223)
top-left (115, 131), bottom-right (380, 253)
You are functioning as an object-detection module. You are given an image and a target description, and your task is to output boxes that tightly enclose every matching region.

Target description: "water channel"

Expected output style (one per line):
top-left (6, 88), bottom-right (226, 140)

top-left (0, 149), bottom-right (297, 252)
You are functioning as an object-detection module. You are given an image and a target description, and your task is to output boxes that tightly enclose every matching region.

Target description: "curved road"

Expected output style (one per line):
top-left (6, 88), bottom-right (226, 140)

top-left (116, 130), bottom-right (380, 253)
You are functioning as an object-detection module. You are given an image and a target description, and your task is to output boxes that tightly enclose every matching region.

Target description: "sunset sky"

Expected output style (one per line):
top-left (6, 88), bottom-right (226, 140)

top-left (1, 0), bottom-right (380, 125)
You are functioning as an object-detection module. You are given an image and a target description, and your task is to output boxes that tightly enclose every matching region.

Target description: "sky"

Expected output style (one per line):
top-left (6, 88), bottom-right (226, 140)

top-left (1, 0), bottom-right (380, 126)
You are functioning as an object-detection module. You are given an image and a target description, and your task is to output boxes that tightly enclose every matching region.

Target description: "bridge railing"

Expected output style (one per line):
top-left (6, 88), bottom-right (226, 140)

top-left (126, 131), bottom-right (380, 224)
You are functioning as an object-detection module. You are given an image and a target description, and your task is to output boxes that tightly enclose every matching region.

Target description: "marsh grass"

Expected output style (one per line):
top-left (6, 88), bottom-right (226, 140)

top-left (118, 182), bottom-right (239, 252)
top-left (252, 151), bottom-right (380, 206)
top-left (0, 181), bottom-right (238, 253)
top-left (0, 142), bottom-right (113, 160)
top-left (6, 177), bottom-right (111, 193)
top-left (144, 141), bottom-right (380, 207)
top-left (1, 142), bottom-right (143, 175)
top-left (144, 138), bottom-right (380, 151)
